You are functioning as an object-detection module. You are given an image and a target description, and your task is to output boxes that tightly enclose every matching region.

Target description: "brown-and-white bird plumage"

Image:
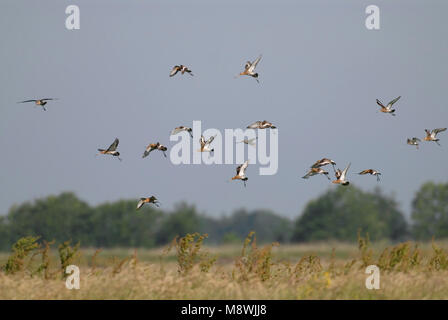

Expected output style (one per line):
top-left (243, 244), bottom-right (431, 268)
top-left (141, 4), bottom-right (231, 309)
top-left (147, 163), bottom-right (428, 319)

top-left (198, 135), bottom-right (216, 152)
top-left (136, 196), bottom-right (160, 210)
top-left (302, 167), bottom-right (330, 180)
top-left (142, 142), bottom-right (168, 158)
top-left (170, 65), bottom-right (194, 77)
top-left (407, 137), bottom-right (421, 149)
top-left (311, 158), bottom-right (336, 169)
top-left (332, 163), bottom-right (351, 185)
top-left (247, 120), bottom-right (276, 129)
top-left (231, 160), bottom-right (249, 187)
top-left (424, 128), bottom-right (446, 146)
top-left (376, 96), bottom-right (401, 116)
top-left (238, 55), bottom-right (262, 82)
top-left (171, 126), bottom-right (193, 138)
top-left (97, 138), bottom-right (121, 161)
top-left (358, 169), bottom-right (382, 182)
top-left (18, 98), bottom-right (56, 111)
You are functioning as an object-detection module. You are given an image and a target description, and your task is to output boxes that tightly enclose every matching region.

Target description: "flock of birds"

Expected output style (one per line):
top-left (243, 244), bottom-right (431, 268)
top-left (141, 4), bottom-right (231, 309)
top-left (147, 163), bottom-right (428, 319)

top-left (17, 54), bottom-right (446, 210)
top-left (300, 95), bottom-right (446, 185)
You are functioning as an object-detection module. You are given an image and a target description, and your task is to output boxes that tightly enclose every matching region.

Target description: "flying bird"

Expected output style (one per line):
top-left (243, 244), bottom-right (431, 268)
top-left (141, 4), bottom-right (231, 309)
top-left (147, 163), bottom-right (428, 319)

top-left (311, 158), bottom-right (336, 169)
top-left (332, 163), bottom-right (351, 186)
top-left (198, 135), bottom-right (216, 152)
top-left (358, 169), bottom-right (382, 182)
top-left (237, 55), bottom-right (262, 83)
top-left (376, 96), bottom-right (401, 116)
top-left (424, 128), bottom-right (446, 146)
top-left (231, 160), bottom-right (249, 187)
top-left (302, 167), bottom-right (330, 180)
top-left (407, 137), bottom-right (421, 149)
top-left (170, 65), bottom-right (194, 77)
top-left (247, 120), bottom-right (276, 129)
top-left (97, 138), bottom-right (121, 161)
top-left (17, 98), bottom-right (57, 111)
top-left (136, 196), bottom-right (160, 210)
top-left (171, 126), bottom-right (193, 138)
top-left (142, 143), bottom-right (168, 158)
top-left (237, 137), bottom-right (257, 146)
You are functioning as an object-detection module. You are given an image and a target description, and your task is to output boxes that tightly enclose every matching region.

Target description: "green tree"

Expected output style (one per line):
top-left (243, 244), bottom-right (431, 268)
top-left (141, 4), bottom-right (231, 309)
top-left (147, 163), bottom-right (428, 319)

top-left (0, 216), bottom-right (11, 251)
top-left (155, 202), bottom-right (202, 245)
top-left (6, 192), bottom-right (93, 245)
top-left (411, 182), bottom-right (448, 240)
top-left (90, 199), bottom-right (162, 247)
top-left (292, 185), bottom-right (407, 242)
top-left (220, 209), bottom-right (293, 243)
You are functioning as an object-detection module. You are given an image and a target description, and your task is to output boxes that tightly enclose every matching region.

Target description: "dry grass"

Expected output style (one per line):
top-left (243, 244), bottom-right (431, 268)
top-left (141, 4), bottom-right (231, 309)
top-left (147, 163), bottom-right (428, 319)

top-left (1, 233), bottom-right (448, 300)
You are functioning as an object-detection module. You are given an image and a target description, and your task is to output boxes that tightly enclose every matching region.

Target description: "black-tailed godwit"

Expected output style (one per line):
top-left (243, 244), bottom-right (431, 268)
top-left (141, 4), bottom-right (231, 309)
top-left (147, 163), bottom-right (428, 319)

top-left (17, 98), bottom-right (57, 111)
top-left (376, 96), bottom-right (401, 116)
top-left (424, 128), bottom-right (446, 146)
top-left (136, 196), bottom-right (160, 210)
top-left (97, 138), bottom-right (121, 161)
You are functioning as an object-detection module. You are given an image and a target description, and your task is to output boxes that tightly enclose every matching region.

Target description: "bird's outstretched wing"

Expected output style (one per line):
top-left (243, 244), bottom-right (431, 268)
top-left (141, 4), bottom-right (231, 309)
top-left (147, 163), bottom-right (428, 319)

top-left (247, 121), bottom-right (261, 129)
top-left (171, 127), bottom-right (184, 135)
top-left (136, 199), bottom-right (146, 210)
top-left (249, 55), bottom-right (262, 72)
top-left (302, 170), bottom-right (312, 179)
top-left (341, 163), bottom-right (351, 180)
top-left (107, 138), bottom-right (119, 152)
top-left (376, 99), bottom-right (385, 108)
top-left (238, 160), bottom-right (249, 176)
top-left (170, 66), bottom-right (180, 77)
top-left (388, 96), bottom-right (401, 107)
top-left (235, 164), bottom-right (242, 175)
top-left (18, 100), bottom-right (37, 103)
top-left (206, 135), bottom-right (216, 145)
top-left (142, 147), bottom-right (153, 158)
top-left (434, 128), bottom-right (447, 135)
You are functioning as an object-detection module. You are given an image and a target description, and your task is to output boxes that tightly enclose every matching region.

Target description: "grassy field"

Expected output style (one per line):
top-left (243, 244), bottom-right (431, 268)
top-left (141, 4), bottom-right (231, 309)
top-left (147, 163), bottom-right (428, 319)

top-left (1, 233), bottom-right (448, 299)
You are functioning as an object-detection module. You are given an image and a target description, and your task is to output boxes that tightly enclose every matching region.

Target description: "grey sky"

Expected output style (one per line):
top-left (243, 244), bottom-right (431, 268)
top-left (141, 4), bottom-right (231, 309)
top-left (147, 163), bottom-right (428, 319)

top-left (1, 0), bottom-right (447, 219)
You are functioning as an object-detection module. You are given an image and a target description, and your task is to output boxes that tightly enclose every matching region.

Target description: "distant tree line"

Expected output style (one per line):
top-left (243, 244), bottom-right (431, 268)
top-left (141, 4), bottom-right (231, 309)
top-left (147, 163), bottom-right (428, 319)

top-left (0, 182), bottom-right (447, 250)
